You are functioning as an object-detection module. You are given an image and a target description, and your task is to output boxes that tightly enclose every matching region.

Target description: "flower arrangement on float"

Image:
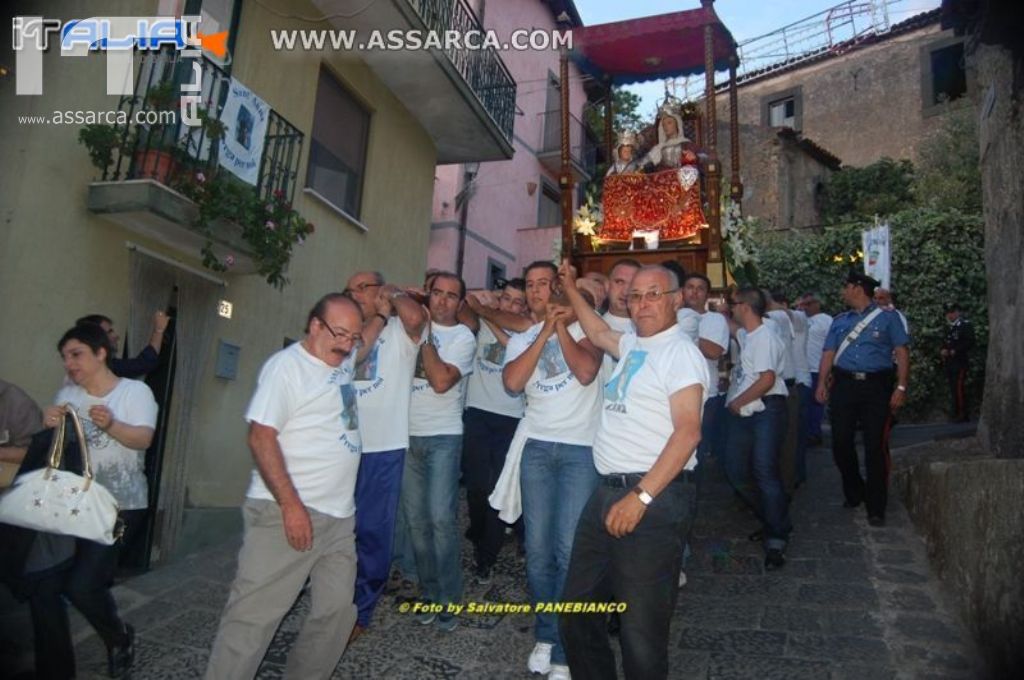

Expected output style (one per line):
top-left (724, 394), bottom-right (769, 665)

top-left (721, 192), bottom-right (761, 286)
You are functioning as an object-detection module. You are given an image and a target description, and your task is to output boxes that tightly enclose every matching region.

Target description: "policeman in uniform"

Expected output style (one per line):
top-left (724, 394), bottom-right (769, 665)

top-left (815, 272), bottom-right (910, 527)
top-left (940, 303), bottom-right (974, 422)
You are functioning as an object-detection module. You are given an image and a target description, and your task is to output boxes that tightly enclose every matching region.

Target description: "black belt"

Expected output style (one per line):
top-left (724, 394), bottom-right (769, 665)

top-left (834, 367), bottom-right (893, 382)
top-left (763, 394), bottom-right (786, 402)
top-left (600, 471), bottom-right (695, 488)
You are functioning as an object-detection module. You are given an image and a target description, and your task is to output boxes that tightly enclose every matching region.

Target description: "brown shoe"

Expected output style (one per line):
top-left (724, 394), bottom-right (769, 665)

top-left (348, 624), bottom-right (365, 645)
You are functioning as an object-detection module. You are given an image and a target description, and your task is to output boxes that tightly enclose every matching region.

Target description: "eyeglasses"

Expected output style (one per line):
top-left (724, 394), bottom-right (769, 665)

top-left (316, 316), bottom-right (363, 346)
top-left (626, 288), bottom-right (679, 305)
top-left (344, 282), bottom-right (382, 294)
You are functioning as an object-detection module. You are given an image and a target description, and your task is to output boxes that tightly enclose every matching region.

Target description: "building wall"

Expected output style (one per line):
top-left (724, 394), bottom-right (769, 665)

top-left (428, 1), bottom-right (588, 286)
top-left (716, 20), bottom-right (966, 168)
top-left (0, 0), bottom-right (437, 527)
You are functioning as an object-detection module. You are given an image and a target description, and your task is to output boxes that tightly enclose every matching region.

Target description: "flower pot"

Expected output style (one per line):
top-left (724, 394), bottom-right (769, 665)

top-left (133, 149), bottom-right (179, 184)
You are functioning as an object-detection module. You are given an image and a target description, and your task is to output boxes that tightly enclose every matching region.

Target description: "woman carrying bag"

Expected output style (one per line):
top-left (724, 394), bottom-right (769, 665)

top-left (34, 323), bottom-right (158, 679)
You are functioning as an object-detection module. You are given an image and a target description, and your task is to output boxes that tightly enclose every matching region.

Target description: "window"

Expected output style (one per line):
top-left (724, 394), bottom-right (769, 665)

top-left (769, 98), bottom-right (796, 128)
top-left (306, 68), bottom-right (370, 218)
top-left (930, 43), bottom-right (967, 105)
top-left (538, 182), bottom-right (561, 227)
top-left (487, 259), bottom-right (506, 290)
top-left (760, 86), bottom-right (802, 131)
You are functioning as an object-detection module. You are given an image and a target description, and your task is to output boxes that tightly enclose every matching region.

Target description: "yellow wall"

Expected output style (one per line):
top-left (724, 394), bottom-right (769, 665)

top-left (0, 0), bottom-right (436, 509)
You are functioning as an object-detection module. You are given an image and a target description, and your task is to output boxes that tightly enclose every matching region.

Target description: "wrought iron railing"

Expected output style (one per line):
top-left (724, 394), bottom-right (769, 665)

top-left (98, 48), bottom-right (303, 202)
top-left (539, 110), bottom-right (598, 177)
top-left (405, 0), bottom-right (517, 143)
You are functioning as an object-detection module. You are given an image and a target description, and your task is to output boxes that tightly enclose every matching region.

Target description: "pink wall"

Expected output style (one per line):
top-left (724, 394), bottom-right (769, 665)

top-left (428, 1), bottom-right (589, 288)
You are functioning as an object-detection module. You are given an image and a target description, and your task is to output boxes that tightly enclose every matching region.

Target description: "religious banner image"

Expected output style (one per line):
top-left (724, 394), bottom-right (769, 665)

top-left (862, 224), bottom-right (891, 289)
top-left (218, 77), bottom-right (269, 185)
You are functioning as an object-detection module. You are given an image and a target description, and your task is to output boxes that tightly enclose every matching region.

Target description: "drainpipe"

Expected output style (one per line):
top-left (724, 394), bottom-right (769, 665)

top-left (455, 162), bottom-right (480, 278)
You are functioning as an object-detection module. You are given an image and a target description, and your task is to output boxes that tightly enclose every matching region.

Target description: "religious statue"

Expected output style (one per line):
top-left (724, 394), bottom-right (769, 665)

top-left (605, 130), bottom-right (640, 177)
top-left (640, 102), bottom-right (695, 172)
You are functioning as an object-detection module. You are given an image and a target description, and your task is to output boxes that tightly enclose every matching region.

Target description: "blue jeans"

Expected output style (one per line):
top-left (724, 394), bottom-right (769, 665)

top-left (520, 439), bottom-right (599, 665)
top-left (354, 448), bottom-right (405, 626)
top-left (401, 435), bottom-right (463, 607)
top-left (722, 397), bottom-right (792, 551)
top-left (794, 384), bottom-right (812, 485)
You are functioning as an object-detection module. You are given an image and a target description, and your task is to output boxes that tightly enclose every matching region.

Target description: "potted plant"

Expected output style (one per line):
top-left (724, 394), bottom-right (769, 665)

top-left (78, 123), bottom-right (124, 175)
top-left (134, 81), bottom-right (182, 183)
top-left (176, 169), bottom-right (314, 289)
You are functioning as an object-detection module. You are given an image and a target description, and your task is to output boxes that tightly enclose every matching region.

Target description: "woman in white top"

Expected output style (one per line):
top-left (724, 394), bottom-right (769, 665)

top-left (35, 323), bottom-right (158, 679)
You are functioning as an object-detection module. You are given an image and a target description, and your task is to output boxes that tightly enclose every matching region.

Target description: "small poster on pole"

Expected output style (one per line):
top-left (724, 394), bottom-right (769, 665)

top-left (862, 223), bottom-right (891, 289)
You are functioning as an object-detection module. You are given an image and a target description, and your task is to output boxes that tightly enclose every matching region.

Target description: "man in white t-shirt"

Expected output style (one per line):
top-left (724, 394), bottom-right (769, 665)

top-left (344, 271), bottom-right (428, 635)
top-left (206, 294), bottom-right (364, 680)
top-left (723, 287), bottom-right (792, 571)
top-left (798, 293), bottom-right (833, 446)
top-left (460, 278), bottom-right (529, 584)
top-left (403, 272), bottom-right (476, 632)
top-left (599, 258), bottom-right (640, 383)
top-left (558, 262), bottom-right (708, 680)
top-left (502, 261), bottom-right (603, 680)
top-left (682, 273), bottom-right (729, 464)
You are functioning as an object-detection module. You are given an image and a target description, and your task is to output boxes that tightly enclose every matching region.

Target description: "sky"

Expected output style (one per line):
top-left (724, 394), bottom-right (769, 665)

top-left (574, 0), bottom-right (942, 119)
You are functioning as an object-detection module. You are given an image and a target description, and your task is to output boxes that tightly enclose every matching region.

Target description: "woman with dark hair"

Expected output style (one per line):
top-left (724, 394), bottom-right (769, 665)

top-left (32, 323), bottom-right (158, 679)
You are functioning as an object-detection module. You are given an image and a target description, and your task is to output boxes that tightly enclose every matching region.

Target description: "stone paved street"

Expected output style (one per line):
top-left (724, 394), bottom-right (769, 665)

top-left (3, 425), bottom-right (981, 679)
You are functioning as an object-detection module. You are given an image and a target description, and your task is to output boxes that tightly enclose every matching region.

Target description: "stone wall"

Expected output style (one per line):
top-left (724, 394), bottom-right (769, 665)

top-left (896, 448), bottom-right (1024, 678)
top-left (974, 41), bottom-right (1024, 461)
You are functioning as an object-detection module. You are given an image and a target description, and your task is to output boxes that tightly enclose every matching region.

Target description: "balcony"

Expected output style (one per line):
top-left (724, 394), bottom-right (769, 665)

top-left (537, 110), bottom-right (598, 182)
top-left (310, 0), bottom-right (516, 163)
top-left (85, 50), bottom-right (304, 273)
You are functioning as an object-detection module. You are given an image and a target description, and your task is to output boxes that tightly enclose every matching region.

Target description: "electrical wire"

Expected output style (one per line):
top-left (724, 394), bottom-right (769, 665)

top-left (252, 0), bottom-right (381, 23)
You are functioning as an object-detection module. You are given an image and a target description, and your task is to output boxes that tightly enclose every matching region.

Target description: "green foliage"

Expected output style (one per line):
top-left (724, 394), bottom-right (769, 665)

top-left (175, 171), bottom-right (314, 289)
top-left (915, 105), bottom-right (982, 213)
top-left (821, 158), bottom-right (916, 223)
top-left (77, 124), bottom-right (123, 172)
top-left (584, 89), bottom-right (645, 140)
top-left (757, 207), bottom-right (987, 420)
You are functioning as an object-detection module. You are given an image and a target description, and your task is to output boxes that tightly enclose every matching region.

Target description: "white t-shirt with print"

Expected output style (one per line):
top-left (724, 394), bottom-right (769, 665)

top-left (593, 326), bottom-right (709, 474)
top-left (505, 321), bottom-right (602, 446)
top-left (245, 342), bottom-right (361, 519)
top-left (676, 308), bottom-right (701, 343)
top-left (765, 310), bottom-right (795, 380)
top-left (728, 324), bottom-right (788, 406)
top-left (806, 313), bottom-right (833, 373)
top-left (354, 318), bottom-right (422, 453)
top-left (409, 323), bottom-right (476, 436)
top-left (466, 322), bottom-right (524, 418)
top-left (55, 379), bottom-right (158, 510)
top-left (698, 311), bottom-right (730, 398)
top-left (599, 311), bottom-right (635, 386)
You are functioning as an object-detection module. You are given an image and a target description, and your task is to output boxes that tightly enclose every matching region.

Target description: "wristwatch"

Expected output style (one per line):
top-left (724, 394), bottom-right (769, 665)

top-left (632, 486), bottom-right (654, 506)
top-left (896, 385), bottom-right (907, 392)
top-left (390, 290), bottom-right (407, 300)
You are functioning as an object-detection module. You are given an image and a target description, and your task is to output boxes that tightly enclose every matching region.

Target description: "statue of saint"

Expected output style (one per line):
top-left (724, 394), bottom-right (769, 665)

top-left (641, 103), bottom-right (695, 172)
top-left (605, 130), bottom-right (640, 177)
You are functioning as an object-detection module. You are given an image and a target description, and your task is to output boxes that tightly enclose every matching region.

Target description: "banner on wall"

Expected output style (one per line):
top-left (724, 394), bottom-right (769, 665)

top-left (862, 223), bottom-right (891, 289)
top-left (218, 77), bottom-right (269, 186)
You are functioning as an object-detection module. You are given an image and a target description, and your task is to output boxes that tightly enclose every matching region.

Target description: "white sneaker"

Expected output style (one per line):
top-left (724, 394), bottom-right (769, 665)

top-left (527, 642), bottom-right (553, 674)
top-left (549, 664), bottom-right (571, 680)
top-left (678, 570), bottom-right (688, 587)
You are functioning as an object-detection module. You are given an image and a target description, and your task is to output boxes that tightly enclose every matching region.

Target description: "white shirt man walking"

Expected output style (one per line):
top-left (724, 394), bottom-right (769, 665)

top-left (205, 294), bottom-right (364, 680)
top-left (558, 263), bottom-right (709, 680)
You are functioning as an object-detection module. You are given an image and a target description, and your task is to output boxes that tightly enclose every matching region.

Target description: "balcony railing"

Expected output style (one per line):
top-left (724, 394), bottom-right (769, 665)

top-left (97, 48), bottom-right (303, 202)
top-left (539, 109), bottom-right (598, 179)
top-left (405, 0), bottom-right (516, 143)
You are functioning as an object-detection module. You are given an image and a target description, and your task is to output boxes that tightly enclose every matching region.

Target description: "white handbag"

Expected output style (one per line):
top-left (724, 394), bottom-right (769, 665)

top-left (0, 405), bottom-right (120, 545)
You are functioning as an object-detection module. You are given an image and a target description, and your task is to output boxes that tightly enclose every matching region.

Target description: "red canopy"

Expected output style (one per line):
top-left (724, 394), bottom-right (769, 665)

top-left (569, 6), bottom-right (737, 85)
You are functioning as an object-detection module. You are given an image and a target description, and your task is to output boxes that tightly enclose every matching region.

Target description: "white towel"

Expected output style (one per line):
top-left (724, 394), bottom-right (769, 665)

top-left (739, 398), bottom-right (765, 417)
top-left (488, 420), bottom-right (530, 523)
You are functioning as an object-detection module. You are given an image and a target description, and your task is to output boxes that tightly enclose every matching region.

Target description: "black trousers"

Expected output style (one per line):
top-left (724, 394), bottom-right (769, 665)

top-left (29, 509), bottom-right (146, 679)
top-left (461, 407), bottom-right (520, 569)
top-left (945, 360), bottom-right (969, 420)
top-left (561, 478), bottom-right (694, 680)
top-left (830, 372), bottom-right (893, 518)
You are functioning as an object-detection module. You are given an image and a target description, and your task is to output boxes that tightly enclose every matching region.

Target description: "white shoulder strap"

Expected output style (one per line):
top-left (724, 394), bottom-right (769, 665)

top-left (834, 308), bottom-right (883, 364)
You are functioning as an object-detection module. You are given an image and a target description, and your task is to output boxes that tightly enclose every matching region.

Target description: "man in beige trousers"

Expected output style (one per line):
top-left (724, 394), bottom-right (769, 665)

top-left (205, 293), bottom-right (364, 679)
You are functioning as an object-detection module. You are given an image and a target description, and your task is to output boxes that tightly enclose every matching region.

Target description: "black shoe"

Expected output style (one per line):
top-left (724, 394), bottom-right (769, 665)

top-left (748, 528), bottom-right (764, 542)
top-left (842, 499), bottom-right (862, 509)
top-left (764, 549), bottom-right (786, 571)
top-left (474, 564), bottom-right (493, 586)
top-left (107, 624), bottom-right (134, 678)
top-left (868, 515), bottom-right (886, 527)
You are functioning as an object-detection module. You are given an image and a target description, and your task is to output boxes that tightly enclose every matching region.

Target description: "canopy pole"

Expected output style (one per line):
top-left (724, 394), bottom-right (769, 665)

top-left (729, 56), bottom-right (743, 208)
top-left (702, 0), bottom-right (724, 286)
top-left (559, 45), bottom-right (574, 262)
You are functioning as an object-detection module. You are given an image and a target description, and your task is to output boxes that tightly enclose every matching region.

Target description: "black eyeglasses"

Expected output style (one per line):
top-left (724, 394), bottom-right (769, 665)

top-left (316, 316), bottom-right (363, 346)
